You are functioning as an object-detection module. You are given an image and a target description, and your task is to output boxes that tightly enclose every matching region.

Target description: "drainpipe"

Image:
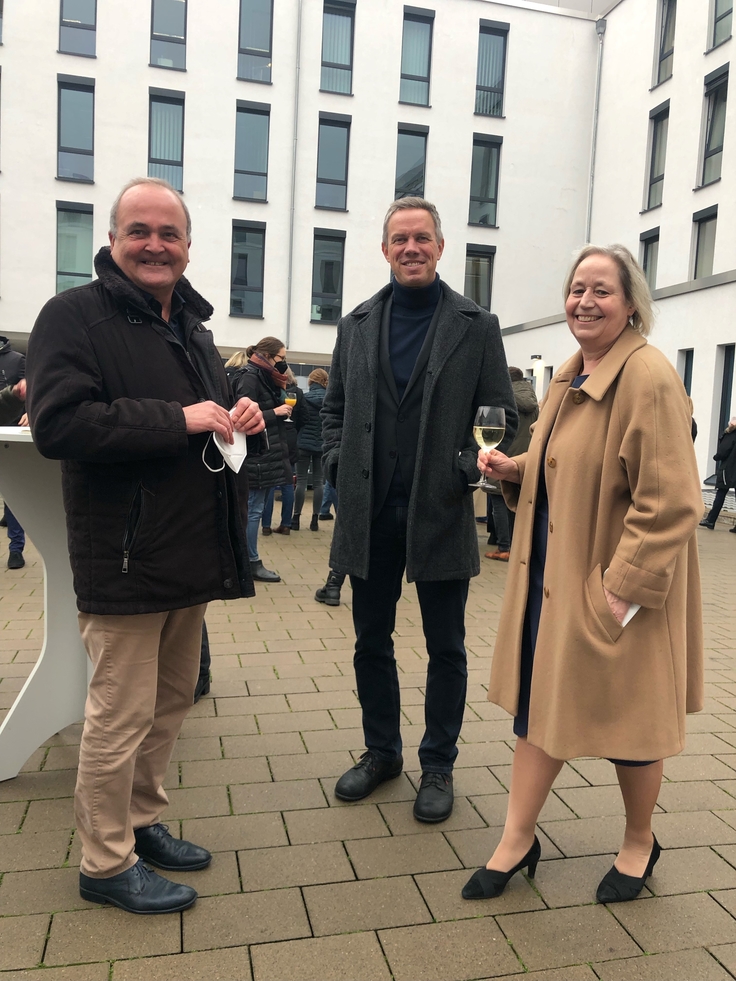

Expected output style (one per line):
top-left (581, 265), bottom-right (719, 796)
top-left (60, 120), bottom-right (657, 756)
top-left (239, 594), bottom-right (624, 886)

top-left (285, 0), bottom-right (304, 349)
top-left (585, 18), bottom-right (607, 244)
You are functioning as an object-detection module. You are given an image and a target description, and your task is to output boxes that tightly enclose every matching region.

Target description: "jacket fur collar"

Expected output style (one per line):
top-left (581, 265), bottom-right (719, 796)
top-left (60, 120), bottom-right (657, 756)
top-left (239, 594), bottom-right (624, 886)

top-left (94, 246), bottom-right (214, 322)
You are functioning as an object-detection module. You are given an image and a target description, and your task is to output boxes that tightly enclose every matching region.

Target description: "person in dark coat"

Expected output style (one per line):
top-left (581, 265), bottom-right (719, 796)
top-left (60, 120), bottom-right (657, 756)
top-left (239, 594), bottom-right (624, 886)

top-left (700, 417), bottom-right (736, 532)
top-left (0, 336), bottom-right (27, 568)
top-left (262, 368), bottom-right (306, 534)
top-left (230, 336), bottom-right (292, 582)
top-left (26, 177), bottom-right (264, 915)
top-left (293, 368), bottom-right (328, 531)
top-left (322, 197), bottom-right (517, 823)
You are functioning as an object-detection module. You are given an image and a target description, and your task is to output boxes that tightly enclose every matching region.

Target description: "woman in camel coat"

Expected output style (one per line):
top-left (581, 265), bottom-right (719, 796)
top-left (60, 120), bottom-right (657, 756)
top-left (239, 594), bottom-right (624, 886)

top-left (462, 244), bottom-right (703, 906)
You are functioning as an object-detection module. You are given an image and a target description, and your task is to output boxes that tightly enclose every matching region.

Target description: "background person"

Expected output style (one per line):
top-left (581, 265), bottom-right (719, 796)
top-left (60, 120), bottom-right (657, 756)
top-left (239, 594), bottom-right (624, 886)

top-left (293, 368), bottom-right (329, 532)
top-left (0, 336), bottom-right (27, 569)
top-left (463, 244), bottom-right (703, 905)
top-left (699, 417), bottom-right (736, 532)
top-left (262, 369), bottom-right (305, 535)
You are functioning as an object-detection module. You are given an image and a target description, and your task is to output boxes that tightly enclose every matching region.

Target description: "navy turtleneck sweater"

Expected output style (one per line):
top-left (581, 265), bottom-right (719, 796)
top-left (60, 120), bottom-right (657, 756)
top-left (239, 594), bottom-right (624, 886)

top-left (389, 274), bottom-right (441, 401)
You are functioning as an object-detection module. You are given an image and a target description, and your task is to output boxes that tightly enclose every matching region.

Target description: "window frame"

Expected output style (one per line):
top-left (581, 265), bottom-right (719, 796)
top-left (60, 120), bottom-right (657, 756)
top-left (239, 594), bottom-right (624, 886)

top-left (150, 0), bottom-right (187, 71)
top-left (677, 348), bottom-right (694, 396)
top-left (238, 0), bottom-right (274, 84)
top-left (693, 204), bottom-right (718, 280)
top-left (656, 0), bottom-right (677, 85)
top-left (315, 112), bottom-right (351, 212)
top-left (59, 0), bottom-right (97, 57)
top-left (468, 133), bottom-right (502, 228)
top-left (711, 0), bottom-right (733, 49)
top-left (464, 244), bottom-right (495, 312)
top-left (148, 88), bottom-right (185, 192)
top-left (311, 228), bottom-right (345, 325)
top-left (640, 226), bottom-right (660, 292)
top-left (475, 19), bottom-right (508, 118)
top-left (56, 200), bottom-right (94, 294)
top-left (646, 101), bottom-right (669, 210)
top-left (230, 219), bottom-right (266, 319)
top-left (399, 6), bottom-right (434, 107)
top-left (394, 123), bottom-right (428, 199)
top-left (234, 100), bottom-right (270, 202)
top-left (701, 65), bottom-right (729, 187)
top-left (320, 0), bottom-right (355, 95)
top-left (57, 74), bottom-right (95, 184)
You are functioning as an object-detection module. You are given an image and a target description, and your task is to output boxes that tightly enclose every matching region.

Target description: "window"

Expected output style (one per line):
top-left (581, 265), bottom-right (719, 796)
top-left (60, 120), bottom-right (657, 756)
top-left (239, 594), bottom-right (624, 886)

top-left (399, 8), bottom-right (433, 106)
top-left (702, 66), bottom-right (728, 185)
top-left (150, 0), bottom-right (186, 69)
top-left (657, 0), bottom-right (676, 84)
top-left (464, 245), bottom-right (495, 311)
top-left (647, 102), bottom-right (668, 209)
top-left (395, 125), bottom-right (427, 198)
top-left (234, 101), bottom-right (269, 201)
top-left (678, 348), bottom-right (694, 396)
top-left (316, 114), bottom-right (350, 210)
top-left (56, 202), bottom-right (93, 293)
top-left (693, 206), bottom-right (717, 279)
top-left (718, 344), bottom-right (735, 435)
top-left (311, 230), bottom-right (344, 323)
top-left (321, 1), bottom-right (354, 94)
top-left (58, 76), bottom-right (94, 182)
top-left (238, 0), bottom-right (272, 83)
top-left (148, 90), bottom-right (184, 191)
top-left (230, 221), bottom-right (265, 317)
top-left (59, 0), bottom-right (96, 56)
top-left (469, 134), bottom-right (501, 226)
top-left (713, 0), bottom-right (733, 48)
top-left (475, 20), bottom-right (507, 116)
top-left (640, 227), bottom-right (660, 291)
top-left (0, 1), bottom-right (4, 43)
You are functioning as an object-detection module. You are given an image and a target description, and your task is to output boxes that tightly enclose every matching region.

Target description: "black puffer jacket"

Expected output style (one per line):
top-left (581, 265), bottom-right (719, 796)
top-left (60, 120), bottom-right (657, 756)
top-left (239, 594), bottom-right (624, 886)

top-left (714, 428), bottom-right (736, 489)
top-left (297, 383), bottom-right (326, 453)
top-left (0, 337), bottom-right (25, 388)
top-left (27, 247), bottom-right (255, 614)
top-left (231, 364), bottom-right (291, 489)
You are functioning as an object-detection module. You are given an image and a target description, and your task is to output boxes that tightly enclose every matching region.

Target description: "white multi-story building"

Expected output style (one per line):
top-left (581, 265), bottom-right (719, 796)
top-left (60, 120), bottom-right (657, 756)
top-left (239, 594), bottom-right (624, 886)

top-left (0, 0), bottom-right (732, 480)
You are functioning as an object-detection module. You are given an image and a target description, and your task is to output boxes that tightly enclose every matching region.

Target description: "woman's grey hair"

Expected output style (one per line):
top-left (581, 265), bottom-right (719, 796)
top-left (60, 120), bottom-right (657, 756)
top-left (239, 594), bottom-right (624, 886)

top-left (109, 177), bottom-right (192, 240)
top-left (563, 244), bottom-right (654, 337)
top-left (382, 197), bottom-right (443, 246)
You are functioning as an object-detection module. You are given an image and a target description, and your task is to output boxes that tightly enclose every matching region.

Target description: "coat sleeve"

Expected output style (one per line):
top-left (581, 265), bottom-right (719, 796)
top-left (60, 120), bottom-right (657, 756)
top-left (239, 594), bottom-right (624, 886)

top-left (602, 355), bottom-right (702, 609)
top-left (27, 294), bottom-right (188, 463)
top-left (321, 320), bottom-right (346, 487)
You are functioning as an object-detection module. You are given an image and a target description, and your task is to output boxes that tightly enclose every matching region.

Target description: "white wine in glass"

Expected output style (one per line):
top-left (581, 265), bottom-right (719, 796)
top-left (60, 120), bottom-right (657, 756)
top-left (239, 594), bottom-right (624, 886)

top-left (470, 406), bottom-right (505, 489)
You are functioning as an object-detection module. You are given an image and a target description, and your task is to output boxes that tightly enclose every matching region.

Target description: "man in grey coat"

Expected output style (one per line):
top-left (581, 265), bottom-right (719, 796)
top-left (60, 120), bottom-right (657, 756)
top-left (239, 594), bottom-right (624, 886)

top-left (322, 198), bottom-right (517, 822)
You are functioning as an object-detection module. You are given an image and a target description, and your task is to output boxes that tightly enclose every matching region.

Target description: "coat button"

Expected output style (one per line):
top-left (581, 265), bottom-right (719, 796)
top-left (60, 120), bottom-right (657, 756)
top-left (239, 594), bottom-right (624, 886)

top-left (365, 422), bottom-right (371, 432)
top-left (547, 457), bottom-right (556, 468)
top-left (362, 468), bottom-right (369, 478)
top-left (572, 390), bottom-right (585, 404)
top-left (389, 449), bottom-right (397, 459)
top-left (549, 522), bottom-right (553, 533)
top-left (544, 586), bottom-right (550, 598)
top-left (397, 414), bottom-right (405, 422)
top-left (223, 578), bottom-right (233, 589)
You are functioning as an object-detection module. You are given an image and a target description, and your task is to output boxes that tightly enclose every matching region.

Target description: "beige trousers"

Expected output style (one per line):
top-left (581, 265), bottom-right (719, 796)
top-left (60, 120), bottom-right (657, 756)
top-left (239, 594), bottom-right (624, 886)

top-left (75, 604), bottom-right (207, 877)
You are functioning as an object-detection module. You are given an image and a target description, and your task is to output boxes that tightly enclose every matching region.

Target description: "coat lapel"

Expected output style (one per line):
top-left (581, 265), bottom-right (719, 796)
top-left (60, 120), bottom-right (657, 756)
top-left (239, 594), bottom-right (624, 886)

top-left (352, 285), bottom-right (389, 386)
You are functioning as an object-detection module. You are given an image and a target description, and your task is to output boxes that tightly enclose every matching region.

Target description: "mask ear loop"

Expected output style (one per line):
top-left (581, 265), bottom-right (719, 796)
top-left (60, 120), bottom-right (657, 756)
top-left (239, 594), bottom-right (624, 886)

top-left (202, 432), bottom-right (226, 473)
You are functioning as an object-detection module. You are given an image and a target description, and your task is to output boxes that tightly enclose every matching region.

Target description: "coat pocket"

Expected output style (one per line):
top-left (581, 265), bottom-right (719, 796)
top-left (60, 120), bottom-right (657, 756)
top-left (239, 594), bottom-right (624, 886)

top-left (121, 482), bottom-right (146, 573)
top-left (584, 564), bottom-right (624, 645)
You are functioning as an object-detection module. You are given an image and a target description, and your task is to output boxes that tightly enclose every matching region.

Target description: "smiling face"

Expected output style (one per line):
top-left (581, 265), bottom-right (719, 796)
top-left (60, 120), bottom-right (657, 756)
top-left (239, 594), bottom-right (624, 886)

top-left (109, 184), bottom-right (190, 302)
top-left (565, 254), bottom-right (635, 364)
top-left (381, 208), bottom-right (444, 288)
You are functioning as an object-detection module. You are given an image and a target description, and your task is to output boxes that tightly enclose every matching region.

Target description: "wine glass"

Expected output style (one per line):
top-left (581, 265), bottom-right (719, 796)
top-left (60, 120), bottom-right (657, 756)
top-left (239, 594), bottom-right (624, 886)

top-left (283, 393), bottom-right (297, 423)
top-left (470, 406), bottom-right (506, 489)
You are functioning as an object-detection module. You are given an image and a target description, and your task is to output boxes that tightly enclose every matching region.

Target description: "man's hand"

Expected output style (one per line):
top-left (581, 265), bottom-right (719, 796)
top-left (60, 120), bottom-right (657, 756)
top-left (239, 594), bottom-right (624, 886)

top-left (231, 397), bottom-right (265, 434)
top-left (183, 401), bottom-right (234, 442)
top-left (603, 586), bottom-right (631, 625)
top-left (12, 379), bottom-right (26, 401)
top-left (478, 448), bottom-right (520, 484)
top-left (18, 413), bottom-right (29, 427)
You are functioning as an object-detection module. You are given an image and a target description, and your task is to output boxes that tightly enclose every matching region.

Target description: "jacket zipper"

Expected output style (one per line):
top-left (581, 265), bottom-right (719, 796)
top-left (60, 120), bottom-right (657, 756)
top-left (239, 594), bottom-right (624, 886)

top-left (122, 483), bottom-right (144, 573)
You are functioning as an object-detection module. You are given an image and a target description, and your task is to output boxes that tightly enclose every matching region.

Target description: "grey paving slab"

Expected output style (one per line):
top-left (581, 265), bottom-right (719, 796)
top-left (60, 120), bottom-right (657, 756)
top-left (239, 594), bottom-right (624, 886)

top-left (346, 831), bottom-right (463, 878)
top-left (237, 841), bottom-right (355, 891)
top-left (610, 893), bottom-right (736, 953)
top-left (112, 948), bottom-right (253, 980)
top-left (304, 876), bottom-right (432, 934)
top-left (379, 919), bottom-right (522, 980)
top-left (183, 889), bottom-right (311, 951)
top-left (594, 949), bottom-right (734, 981)
top-left (251, 934), bottom-right (392, 981)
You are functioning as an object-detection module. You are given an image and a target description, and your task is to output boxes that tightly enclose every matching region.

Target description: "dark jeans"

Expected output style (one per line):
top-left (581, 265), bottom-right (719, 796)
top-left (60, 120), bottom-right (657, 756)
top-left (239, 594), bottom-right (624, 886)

top-left (4, 505), bottom-right (24, 553)
top-left (262, 482), bottom-right (295, 529)
top-left (706, 486), bottom-right (732, 524)
top-left (320, 481), bottom-right (338, 516)
top-left (490, 493), bottom-right (512, 552)
top-left (349, 505), bottom-right (469, 773)
top-left (294, 450), bottom-right (323, 517)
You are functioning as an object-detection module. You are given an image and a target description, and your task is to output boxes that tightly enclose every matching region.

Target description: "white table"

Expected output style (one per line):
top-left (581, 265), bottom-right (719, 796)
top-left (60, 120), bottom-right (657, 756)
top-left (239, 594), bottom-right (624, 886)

top-left (0, 429), bottom-right (88, 782)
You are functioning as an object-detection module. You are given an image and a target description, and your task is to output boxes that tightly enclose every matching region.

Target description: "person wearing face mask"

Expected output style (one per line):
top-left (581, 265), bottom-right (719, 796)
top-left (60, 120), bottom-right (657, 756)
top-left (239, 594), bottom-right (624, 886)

top-left (230, 337), bottom-right (293, 582)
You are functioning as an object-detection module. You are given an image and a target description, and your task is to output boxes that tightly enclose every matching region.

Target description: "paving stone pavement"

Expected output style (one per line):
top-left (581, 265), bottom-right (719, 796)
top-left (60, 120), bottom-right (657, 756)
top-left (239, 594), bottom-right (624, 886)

top-left (0, 507), bottom-right (735, 979)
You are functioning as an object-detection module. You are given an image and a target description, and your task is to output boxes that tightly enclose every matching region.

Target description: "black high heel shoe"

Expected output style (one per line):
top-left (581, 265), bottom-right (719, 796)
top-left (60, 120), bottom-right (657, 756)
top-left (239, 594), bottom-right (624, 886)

top-left (462, 836), bottom-right (541, 900)
top-left (596, 835), bottom-right (661, 903)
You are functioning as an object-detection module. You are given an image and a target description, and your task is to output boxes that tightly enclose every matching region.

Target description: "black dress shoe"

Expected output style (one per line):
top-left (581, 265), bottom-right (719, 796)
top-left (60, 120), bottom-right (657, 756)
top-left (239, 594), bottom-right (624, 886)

top-left (262, 526), bottom-right (273, 536)
top-left (462, 836), bottom-right (541, 900)
top-left (250, 559), bottom-right (281, 582)
top-left (699, 519), bottom-right (715, 529)
top-left (318, 513), bottom-right (334, 521)
top-left (193, 675), bottom-right (211, 704)
top-left (79, 859), bottom-right (197, 914)
top-left (134, 823), bottom-right (212, 871)
top-left (335, 751), bottom-right (403, 801)
top-left (413, 771), bottom-right (454, 823)
top-left (7, 551), bottom-right (24, 569)
top-left (596, 836), bottom-right (661, 903)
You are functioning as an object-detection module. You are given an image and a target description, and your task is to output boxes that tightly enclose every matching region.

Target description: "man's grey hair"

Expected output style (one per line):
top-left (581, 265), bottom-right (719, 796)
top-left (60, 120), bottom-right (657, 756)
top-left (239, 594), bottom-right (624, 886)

top-left (382, 197), bottom-right (443, 246)
top-left (109, 177), bottom-right (192, 240)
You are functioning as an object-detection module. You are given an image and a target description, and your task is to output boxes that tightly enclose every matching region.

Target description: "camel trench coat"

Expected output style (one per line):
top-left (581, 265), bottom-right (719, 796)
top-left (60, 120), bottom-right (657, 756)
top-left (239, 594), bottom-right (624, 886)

top-left (488, 327), bottom-right (704, 761)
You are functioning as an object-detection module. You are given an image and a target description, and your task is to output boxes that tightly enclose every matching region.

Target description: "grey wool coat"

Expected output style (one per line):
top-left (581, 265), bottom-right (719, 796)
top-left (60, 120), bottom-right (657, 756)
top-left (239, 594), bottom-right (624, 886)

top-left (321, 280), bottom-right (517, 582)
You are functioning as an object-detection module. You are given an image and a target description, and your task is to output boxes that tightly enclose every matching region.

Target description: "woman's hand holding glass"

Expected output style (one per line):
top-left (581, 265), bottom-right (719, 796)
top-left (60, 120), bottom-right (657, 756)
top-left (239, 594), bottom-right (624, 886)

top-left (477, 448), bottom-right (521, 484)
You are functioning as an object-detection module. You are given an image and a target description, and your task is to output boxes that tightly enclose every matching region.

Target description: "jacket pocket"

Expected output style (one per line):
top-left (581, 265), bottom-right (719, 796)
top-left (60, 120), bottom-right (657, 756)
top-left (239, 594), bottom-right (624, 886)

top-left (585, 564), bottom-right (624, 644)
top-left (121, 483), bottom-right (145, 573)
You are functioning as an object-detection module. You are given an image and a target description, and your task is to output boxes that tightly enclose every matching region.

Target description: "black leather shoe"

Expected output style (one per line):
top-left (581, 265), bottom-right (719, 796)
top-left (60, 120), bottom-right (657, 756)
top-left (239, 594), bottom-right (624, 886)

top-left (335, 751), bottom-right (403, 801)
top-left (250, 559), bottom-right (281, 582)
top-left (79, 859), bottom-right (197, 914)
top-left (414, 771), bottom-right (454, 823)
top-left (7, 551), bottom-right (24, 569)
top-left (134, 823), bottom-right (212, 871)
top-left (462, 836), bottom-right (541, 899)
top-left (699, 519), bottom-right (715, 529)
top-left (596, 836), bottom-right (661, 903)
top-left (193, 674), bottom-right (210, 704)
top-left (318, 513), bottom-right (334, 521)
